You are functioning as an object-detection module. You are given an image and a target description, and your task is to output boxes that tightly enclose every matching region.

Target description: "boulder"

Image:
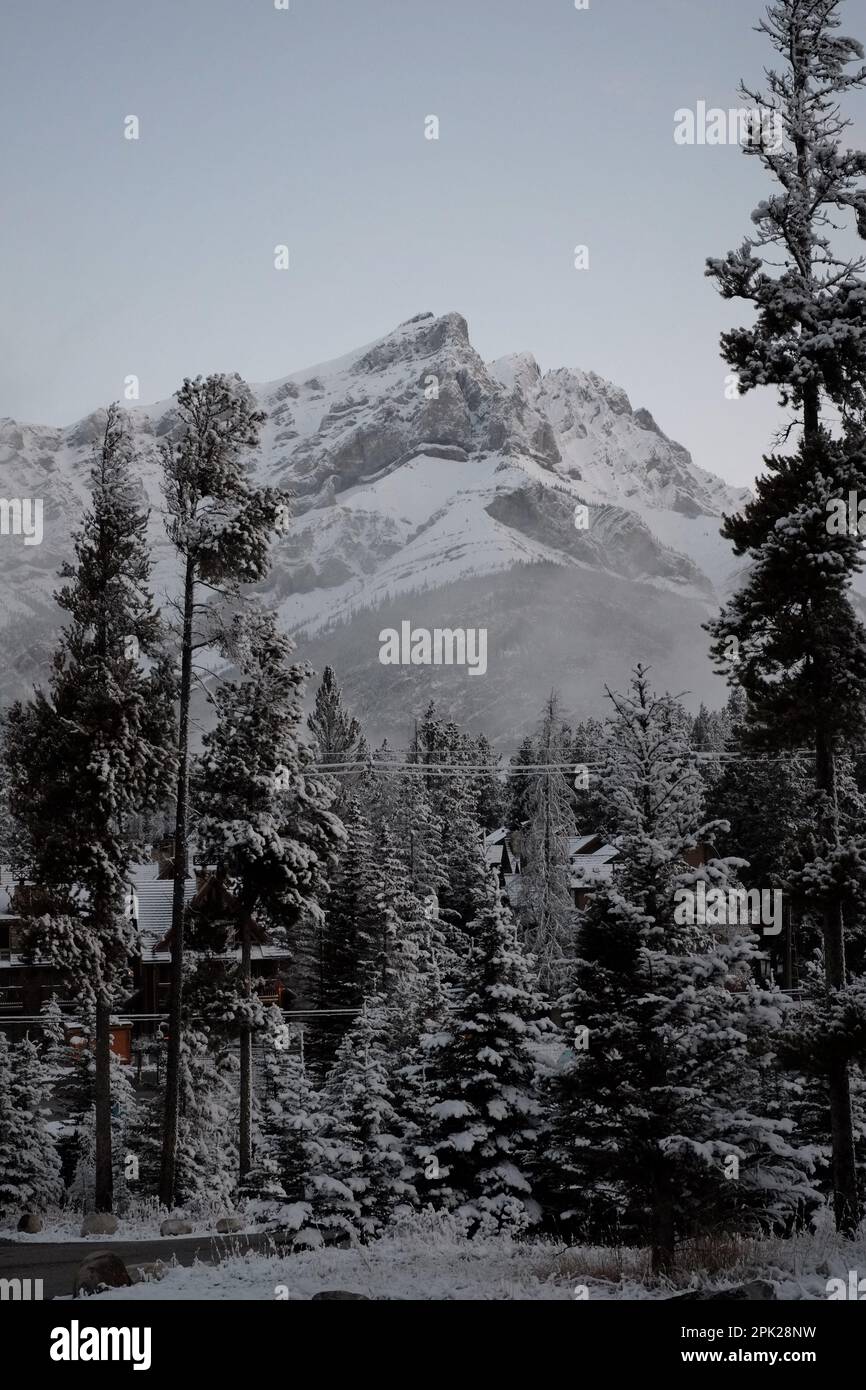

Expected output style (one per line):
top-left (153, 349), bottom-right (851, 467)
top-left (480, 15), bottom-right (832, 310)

top-left (17, 1213), bottom-right (43, 1234)
top-left (671, 1280), bottom-right (777, 1302)
top-left (160, 1218), bottom-right (193, 1237)
top-left (80, 1212), bottom-right (119, 1237)
top-left (215, 1216), bottom-right (243, 1234)
top-left (73, 1251), bottom-right (132, 1298)
top-left (312, 1290), bottom-right (371, 1301)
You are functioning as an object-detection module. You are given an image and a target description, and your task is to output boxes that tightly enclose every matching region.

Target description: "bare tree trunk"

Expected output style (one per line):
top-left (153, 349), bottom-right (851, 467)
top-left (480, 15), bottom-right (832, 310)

top-left (94, 991), bottom-right (113, 1213)
top-left (239, 918), bottom-right (252, 1181)
top-left (650, 1166), bottom-right (675, 1277)
top-left (159, 557), bottom-right (195, 1210)
top-left (815, 726), bottom-right (860, 1233)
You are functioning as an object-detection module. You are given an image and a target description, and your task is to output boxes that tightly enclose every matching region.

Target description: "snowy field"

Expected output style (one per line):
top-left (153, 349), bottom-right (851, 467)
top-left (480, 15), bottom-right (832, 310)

top-left (82, 1224), bottom-right (866, 1302)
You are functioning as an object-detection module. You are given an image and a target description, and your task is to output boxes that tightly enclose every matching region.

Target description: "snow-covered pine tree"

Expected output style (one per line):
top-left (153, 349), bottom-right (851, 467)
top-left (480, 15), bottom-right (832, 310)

top-left (369, 826), bottom-right (420, 996)
top-left (415, 724), bottom-right (490, 945)
top-left (291, 1097), bottom-right (362, 1251)
top-left (0, 1033), bottom-right (63, 1220)
top-left (312, 795), bottom-right (380, 1061)
top-left (551, 668), bottom-right (817, 1273)
top-left (411, 704), bottom-right (478, 825)
top-left (429, 805), bottom-right (487, 996)
top-left (388, 900), bottom-right (454, 1196)
top-left (123, 1085), bottom-right (162, 1203)
top-left (192, 606), bottom-right (344, 1181)
top-left (328, 795), bottom-right (428, 1000)
top-left (250, 1006), bottom-right (367, 1248)
top-left (568, 716), bottom-right (606, 831)
top-left (325, 998), bottom-right (412, 1238)
top-left (691, 703), bottom-right (729, 754)
top-left (175, 1027), bottom-right (238, 1210)
top-left (70, 1051), bottom-right (141, 1214)
top-left (125, 1021), bottom-right (239, 1212)
top-left (0, 732), bottom-right (26, 874)
top-left (108, 1054), bottom-right (139, 1213)
top-left (159, 373), bottom-right (291, 1208)
top-left (69, 1105), bottom-right (98, 1213)
top-left (705, 0), bottom-right (866, 1233)
top-left (706, 733), bottom-right (817, 995)
top-left (252, 1010), bottom-right (316, 1213)
top-left (368, 760), bottom-right (447, 906)
top-left (704, 716), bottom-right (814, 966)
top-left (506, 734), bottom-right (537, 829)
top-left (39, 994), bottom-right (69, 1081)
top-left (387, 884), bottom-right (446, 1023)
top-left (307, 665), bottom-right (367, 810)
top-left (3, 403), bottom-right (175, 1213)
top-left (424, 878), bottom-right (550, 1233)
top-left (517, 691), bottom-right (577, 996)
top-left (58, 1019), bottom-right (98, 1187)
top-left (472, 734), bottom-right (506, 830)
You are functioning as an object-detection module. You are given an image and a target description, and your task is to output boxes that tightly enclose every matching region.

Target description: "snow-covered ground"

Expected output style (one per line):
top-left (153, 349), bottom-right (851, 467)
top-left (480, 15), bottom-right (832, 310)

top-left (82, 1222), bottom-right (866, 1302)
top-left (0, 1201), bottom-right (248, 1244)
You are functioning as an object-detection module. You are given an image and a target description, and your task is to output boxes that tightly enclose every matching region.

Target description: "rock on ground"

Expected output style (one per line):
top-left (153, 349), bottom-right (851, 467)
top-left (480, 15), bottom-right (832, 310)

top-left (80, 1213), bottom-right (119, 1237)
top-left (160, 1218), bottom-right (193, 1236)
top-left (74, 1251), bottom-right (132, 1298)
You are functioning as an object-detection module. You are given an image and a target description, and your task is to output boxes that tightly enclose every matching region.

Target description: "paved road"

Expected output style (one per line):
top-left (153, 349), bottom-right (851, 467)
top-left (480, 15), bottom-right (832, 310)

top-left (0, 1232), bottom-right (276, 1300)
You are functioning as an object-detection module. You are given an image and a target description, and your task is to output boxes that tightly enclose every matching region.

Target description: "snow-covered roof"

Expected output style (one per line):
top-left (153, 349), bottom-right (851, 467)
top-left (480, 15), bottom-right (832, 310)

top-left (129, 876), bottom-right (197, 959)
top-left (130, 866), bottom-right (290, 964)
top-left (570, 859), bottom-right (615, 887)
top-left (484, 828), bottom-right (509, 846)
top-left (567, 834), bottom-right (598, 855)
top-left (0, 868), bottom-right (17, 916)
top-left (0, 859), bottom-right (290, 972)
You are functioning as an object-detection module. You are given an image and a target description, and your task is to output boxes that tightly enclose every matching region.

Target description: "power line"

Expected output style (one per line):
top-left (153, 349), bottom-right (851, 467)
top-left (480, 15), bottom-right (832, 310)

top-left (308, 751), bottom-right (822, 776)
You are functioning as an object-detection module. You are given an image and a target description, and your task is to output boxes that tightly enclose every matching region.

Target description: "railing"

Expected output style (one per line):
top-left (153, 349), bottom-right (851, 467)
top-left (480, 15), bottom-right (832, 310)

top-left (256, 985), bottom-right (282, 1005)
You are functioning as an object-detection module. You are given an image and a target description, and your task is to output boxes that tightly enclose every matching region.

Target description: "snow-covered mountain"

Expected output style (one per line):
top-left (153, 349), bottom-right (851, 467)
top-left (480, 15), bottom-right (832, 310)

top-left (0, 311), bottom-right (751, 741)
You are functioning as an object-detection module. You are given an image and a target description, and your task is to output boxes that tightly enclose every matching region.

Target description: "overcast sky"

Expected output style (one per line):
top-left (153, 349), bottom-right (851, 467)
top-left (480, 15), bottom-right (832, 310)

top-left (2, 0), bottom-right (864, 487)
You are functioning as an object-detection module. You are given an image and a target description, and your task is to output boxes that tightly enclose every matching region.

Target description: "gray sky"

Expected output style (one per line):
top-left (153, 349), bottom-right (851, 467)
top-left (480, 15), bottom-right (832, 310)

top-left (2, 0), bottom-right (864, 487)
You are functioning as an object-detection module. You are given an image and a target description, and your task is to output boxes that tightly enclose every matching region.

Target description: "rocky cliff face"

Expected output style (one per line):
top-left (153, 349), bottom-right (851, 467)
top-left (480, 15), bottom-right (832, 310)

top-left (0, 311), bottom-right (753, 739)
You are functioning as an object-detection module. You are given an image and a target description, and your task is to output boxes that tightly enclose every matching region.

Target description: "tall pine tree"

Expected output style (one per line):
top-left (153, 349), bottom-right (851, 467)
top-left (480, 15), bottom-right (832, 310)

top-left (425, 879), bottom-right (550, 1233)
top-left (4, 404), bottom-right (174, 1212)
top-left (706, 0), bottom-right (866, 1232)
top-left (551, 669), bottom-right (817, 1272)
top-left (159, 372), bottom-right (290, 1207)
top-left (307, 665), bottom-right (367, 810)
top-left (0, 1033), bottom-right (63, 1220)
top-left (192, 607), bottom-right (344, 1180)
top-left (518, 691), bottom-right (577, 996)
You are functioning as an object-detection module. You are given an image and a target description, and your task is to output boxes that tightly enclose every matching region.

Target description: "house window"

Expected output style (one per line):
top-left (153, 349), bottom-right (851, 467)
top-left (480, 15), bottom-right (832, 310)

top-left (0, 923), bottom-right (10, 960)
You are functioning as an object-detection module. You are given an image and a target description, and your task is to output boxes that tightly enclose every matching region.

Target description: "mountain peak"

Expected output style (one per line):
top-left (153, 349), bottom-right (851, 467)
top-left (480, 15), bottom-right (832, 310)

top-left (488, 353), bottom-right (542, 394)
top-left (348, 310), bottom-right (472, 379)
top-left (0, 313), bottom-right (756, 727)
